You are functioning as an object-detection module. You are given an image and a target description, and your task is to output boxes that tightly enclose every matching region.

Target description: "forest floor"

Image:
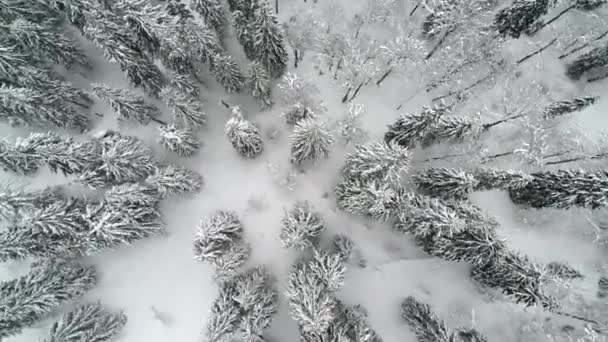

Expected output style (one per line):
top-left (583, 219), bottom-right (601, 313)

top-left (3, 0), bottom-right (608, 341)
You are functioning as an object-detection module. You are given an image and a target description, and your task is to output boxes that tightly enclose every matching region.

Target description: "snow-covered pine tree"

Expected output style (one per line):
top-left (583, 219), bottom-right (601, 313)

top-left (232, 9), bottom-right (256, 60)
top-left (163, 0), bottom-right (194, 22)
top-left (282, 103), bottom-right (315, 126)
top-left (245, 61), bottom-right (273, 109)
top-left (83, 9), bottom-right (165, 96)
top-left (546, 261), bottom-right (584, 279)
top-left (41, 0), bottom-right (96, 30)
top-left (178, 20), bottom-right (222, 65)
top-left (280, 201), bottom-right (325, 250)
top-left (414, 168), bottom-right (479, 200)
top-left (277, 72), bottom-right (325, 118)
top-left (401, 297), bottom-right (455, 342)
top-left (168, 72), bottom-right (200, 98)
top-left (160, 86), bottom-right (206, 128)
top-left (0, 259), bottom-right (97, 338)
top-left (565, 42), bottom-right (608, 80)
top-left (204, 266), bottom-right (278, 342)
top-left (457, 329), bottom-right (489, 342)
top-left (0, 84), bottom-right (89, 131)
top-left (104, 182), bottom-right (160, 208)
top-left (191, 0), bottom-right (226, 36)
top-left (2, 18), bottom-right (89, 69)
top-left (508, 169), bottom-right (608, 209)
top-left (193, 210), bottom-right (251, 279)
top-left (337, 102), bottom-right (368, 145)
top-left (0, 185), bottom-right (63, 222)
top-left (0, 223), bottom-right (83, 262)
top-left (290, 118), bottom-right (335, 165)
top-left (474, 168), bottom-right (532, 191)
top-left (119, 0), bottom-right (170, 56)
top-left (335, 178), bottom-right (403, 222)
top-left (543, 96), bottom-right (598, 120)
top-left (384, 102), bottom-right (452, 148)
top-left (494, 0), bottom-right (550, 38)
top-left (422, 115), bottom-right (481, 147)
top-left (92, 84), bottom-right (161, 125)
top-left (210, 53), bottom-right (245, 93)
top-left (252, 0), bottom-right (288, 78)
top-left (342, 141), bottom-right (411, 186)
top-left (78, 132), bottom-right (157, 189)
top-left (43, 302), bottom-right (127, 342)
top-left (145, 164), bottom-right (203, 198)
top-left (158, 124), bottom-right (200, 157)
top-left (225, 106), bottom-right (264, 158)
top-left (159, 37), bottom-right (198, 76)
top-left (0, 132), bottom-right (102, 176)
top-left (331, 235), bottom-right (355, 263)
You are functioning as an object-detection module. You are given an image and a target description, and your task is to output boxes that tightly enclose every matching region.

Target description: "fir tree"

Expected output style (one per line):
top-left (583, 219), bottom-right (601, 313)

top-left (565, 43), bottom-right (608, 80)
top-left (246, 61), bottom-right (273, 108)
top-left (225, 106), bottom-right (264, 158)
top-left (0, 84), bottom-right (89, 131)
top-left (159, 38), bottom-right (197, 76)
top-left (168, 72), bottom-right (200, 98)
top-left (204, 267), bottom-right (278, 342)
top-left (120, 0), bottom-right (169, 56)
top-left (13, 198), bottom-right (87, 236)
top-left (280, 201), bottom-right (325, 250)
top-left (78, 132), bottom-right (157, 189)
top-left (232, 9), bottom-right (256, 60)
top-left (2, 18), bottom-right (89, 69)
top-left (104, 182), bottom-right (160, 208)
top-left (191, 0), bottom-right (226, 36)
top-left (508, 169), bottom-right (608, 209)
top-left (210, 53), bottom-right (245, 93)
top-left (160, 86), bottom-right (206, 128)
top-left (145, 164), bottom-right (203, 198)
top-left (92, 84), bottom-right (161, 125)
top-left (0, 260), bottom-right (97, 338)
top-left (335, 178), bottom-right (402, 222)
top-left (384, 103), bottom-right (452, 148)
top-left (543, 96), bottom-right (599, 120)
top-left (342, 141), bottom-right (411, 186)
top-left (193, 210), bottom-right (250, 279)
top-left (0, 185), bottom-right (63, 222)
top-left (252, 0), bottom-right (288, 78)
top-left (158, 124), bottom-right (200, 157)
top-left (414, 168), bottom-right (479, 200)
top-left (179, 20), bottom-right (222, 65)
top-left (0, 224), bottom-right (83, 262)
top-left (494, 0), bottom-right (550, 38)
top-left (43, 302), bottom-right (127, 342)
top-left (401, 297), bottom-right (455, 342)
top-left (474, 168), bottom-right (532, 191)
top-left (290, 118), bottom-right (335, 165)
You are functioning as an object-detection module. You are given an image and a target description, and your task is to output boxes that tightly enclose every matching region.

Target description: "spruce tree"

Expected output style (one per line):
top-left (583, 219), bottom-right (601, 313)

top-left (225, 106), bottom-right (264, 158)
top-left (158, 124), bottom-right (200, 157)
top-left (494, 0), bottom-right (550, 38)
top-left (159, 38), bottom-right (197, 76)
top-left (565, 42), bottom-right (608, 80)
top-left (401, 297), bottom-right (455, 342)
top-left (120, 0), bottom-right (169, 56)
top-left (168, 72), bottom-right (200, 97)
top-left (0, 260), bottom-right (97, 338)
top-left (384, 103), bottom-right (452, 148)
top-left (179, 20), bottom-right (222, 65)
top-left (252, 0), bottom-right (288, 78)
top-left (280, 201), bottom-right (325, 250)
top-left (290, 118), bottom-right (335, 165)
top-left (211, 53), bottom-right (245, 93)
top-left (145, 164), bottom-right (203, 198)
top-left (43, 302), bottom-right (127, 342)
top-left (342, 141), bottom-right (411, 186)
top-left (335, 178), bottom-right (402, 222)
top-left (509, 169), bottom-right (608, 209)
top-left (92, 84), bottom-right (161, 125)
top-left (191, 0), bottom-right (226, 36)
top-left (245, 61), bottom-right (273, 108)
top-left (232, 9), bottom-right (256, 60)
top-left (160, 86), bottom-right (206, 128)
top-left (0, 84), bottom-right (89, 131)
top-left (193, 210), bottom-right (251, 280)
top-left (3, 18), bottom-right (89, 69)
top-left (414, 168), bottom-right (479, 200)
top-left (0, 185), bottom-right (63, 222)
top-left (543, 96), bottom-right (598, 120)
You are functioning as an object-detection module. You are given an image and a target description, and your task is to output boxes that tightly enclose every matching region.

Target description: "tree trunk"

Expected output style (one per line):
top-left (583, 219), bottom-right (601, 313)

top-left (425, 26), bottom-right (456, 60)
top-left (348, 82), bottom-right (365, 102)
top-left (536, 4), bottom-right (576, 32)
top-left (410, 0), bottom-right (424, 16)
top-left (376, 68), bottom-right (393, 86)
top-left (151, 117), bottom-right (168, 125)
top-left (275, 0), bottom-right (279, 13)
top-left (516, 38), bottom-right (557, 64)
top-left (559, 29), bottom-right (608, 59)
top-left (587, 71), bottom-right (608, 83)
top-left (432, 73), bottom-right (494, 102)
top-left (294, 49), bottom-right (299, 68)
top-left (482, 114), bottom-right (525, 131)
top-left (341, 87), bottom-right (352, 103)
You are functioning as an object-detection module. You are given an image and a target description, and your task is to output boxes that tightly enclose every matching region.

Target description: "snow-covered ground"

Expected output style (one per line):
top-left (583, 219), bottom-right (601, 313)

top-left (3, 0), bottom-right (608, 341)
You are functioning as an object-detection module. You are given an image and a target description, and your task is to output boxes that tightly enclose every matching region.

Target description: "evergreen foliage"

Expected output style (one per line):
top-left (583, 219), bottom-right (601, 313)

top-left (290, 118), bottom-right (335, 165)
top-left (232, 9), bottom-right (256, 60)
top-left (384, 103), bottom-right (452, 148)
top-left (565, 43), bottom-right (608, 80)
top-left (543, 96), bottom-right (599, 120)
top-left (280, 201), bottom-right (325, 250)
top-left (277, 72), bottom-right (325, 117)
top-left (163, 0), bottom-right (194, 22)
top-left (331, 235), bottom-right (355, 262)
top-left (494, 0), bottom-right (550, 38)
top-left (178, 20), bottom-right (222, 65)
top-left (193, 210), bottom-right (250, 280)
top-left (160, 86), bottom-right (206, 128)
top-left (225, 107), bottom-right (264, 158)
top-left (0, 260), bottom-right (97, 338)
top-left (245, 61), bottom-right (273, 109)
top-left (120, 0), bottom-right (169, 56)
top-left (168, 73), bottom-right (200, 98)
top-left (282, 103), bottom-right (314, 126)
top-left (252, 0), bottom-right (288, 78)
top-left (191, 0), bottom-right (226, 36)
top-left (0, 185), bottom-right (63, 222)
top-left (43, 302), bottom-right (127, 342)
top-left (211, 53), bottom-right (245, 93)
top-left (204, 267), bottom-right (278, 342)
top-left (342, 141), bottom-right (411, 186)
top-left (145, 164), bottom-right (203, 198)
top-left (546, 262), bottom-right (584, 279)
top-left (158, 124), bottom-right (200, 157)
top-left (509, 169), bottom-right (608, 209)
top-left (335, 178), bottom-right (402, 222)
top-left (401, 297), bottom-right (455, 342)
top-left (0, 84), bottom-right (89, 131)
top-left (92, 84), bottom-right (161, 125)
